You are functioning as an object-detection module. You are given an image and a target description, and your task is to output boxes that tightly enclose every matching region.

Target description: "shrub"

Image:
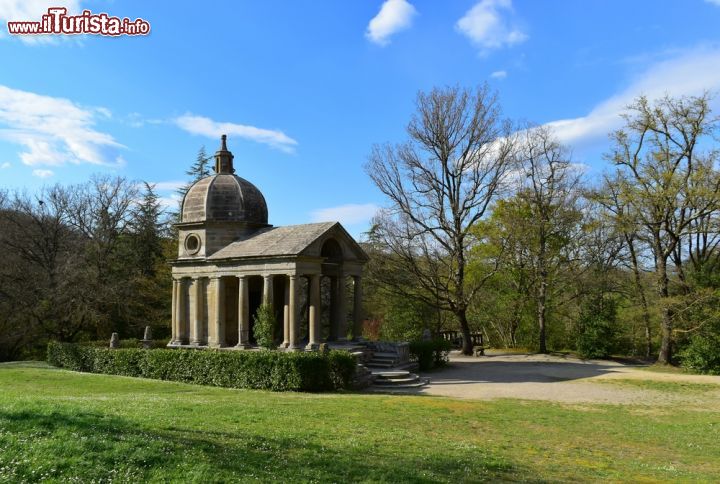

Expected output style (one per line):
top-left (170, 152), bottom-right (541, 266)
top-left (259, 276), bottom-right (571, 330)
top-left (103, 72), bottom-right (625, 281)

top-left (409, 339), bottom-right (452, 371)
top-left (253, 304), bottom-right (277, 350)
top-left (46, 341), bottom-right (355, 392)
top-left (678, 333), bottom-right (720, 375)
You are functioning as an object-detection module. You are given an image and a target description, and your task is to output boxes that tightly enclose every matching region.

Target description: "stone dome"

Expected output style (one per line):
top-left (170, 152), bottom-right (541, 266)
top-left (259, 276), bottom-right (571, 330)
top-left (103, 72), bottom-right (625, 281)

top-left (180, 135), bottom-right (269, 225)
top-left (181, 174), bottom-right (268, 224)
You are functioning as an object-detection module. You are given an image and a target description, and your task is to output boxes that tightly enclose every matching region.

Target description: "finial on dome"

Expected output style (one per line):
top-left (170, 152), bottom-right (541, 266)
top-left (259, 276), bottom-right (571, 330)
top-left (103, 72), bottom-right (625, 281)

top-left (214, 134), bottom-right (235, 174)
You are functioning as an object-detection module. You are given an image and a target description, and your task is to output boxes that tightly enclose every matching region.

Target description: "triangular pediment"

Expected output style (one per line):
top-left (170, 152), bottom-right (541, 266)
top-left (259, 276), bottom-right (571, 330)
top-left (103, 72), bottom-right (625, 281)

top-left (207, 221), bottom-right (368, 262)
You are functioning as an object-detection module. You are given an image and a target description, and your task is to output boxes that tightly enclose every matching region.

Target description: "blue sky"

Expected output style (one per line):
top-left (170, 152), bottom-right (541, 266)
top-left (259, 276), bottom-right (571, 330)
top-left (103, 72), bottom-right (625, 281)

top-left (1, 0), bottom-right (720, 237)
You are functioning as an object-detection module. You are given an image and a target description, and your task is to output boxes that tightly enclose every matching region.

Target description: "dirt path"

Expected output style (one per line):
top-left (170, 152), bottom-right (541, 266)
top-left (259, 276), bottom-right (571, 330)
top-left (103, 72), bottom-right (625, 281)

top-left (407, 351), bottom-right (720, 405)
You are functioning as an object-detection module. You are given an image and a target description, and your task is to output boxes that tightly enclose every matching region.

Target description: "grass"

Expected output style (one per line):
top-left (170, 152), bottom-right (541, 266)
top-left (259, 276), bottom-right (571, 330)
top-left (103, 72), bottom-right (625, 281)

top-left (1, 362), bottom-right (719, 482)
top-left (596, 377), bottom-right (720, 394)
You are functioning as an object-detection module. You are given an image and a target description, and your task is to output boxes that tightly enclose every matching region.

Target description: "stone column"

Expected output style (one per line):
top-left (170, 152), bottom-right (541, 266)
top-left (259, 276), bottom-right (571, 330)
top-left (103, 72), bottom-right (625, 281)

top-left (177, 278), bottom-right (189, 345)
top-left (288, 274), bottom-right (301, 351)
top-left (170, 278), bottom-right (179, 345)
top-left (211, 276), bottom-right (226, 348)
top-left (328, 276), bottom-right (338, 341)
top-left (306, 274), bottom-right (321, 350)
top-left (191, 278), bottom-right (204, 345)
top-left (336, 272), bottom-right (347, 341)
top-left (263, 274), bottom-right (273, 306)
top-left (282, 277), bottom-right (290, 348)
top-left (352, 275), bottom-right (363, 341)
top-left (236, 275), bottom-right (251, 348)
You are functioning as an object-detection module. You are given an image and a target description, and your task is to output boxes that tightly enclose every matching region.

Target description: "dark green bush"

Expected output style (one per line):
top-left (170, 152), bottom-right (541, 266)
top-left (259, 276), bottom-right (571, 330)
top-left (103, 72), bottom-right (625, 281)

top-left (576, 295), bottom-right (618, 359)
top-left (47, 341), bottom-right (355, 392)
top-left (678, 333), bottom-right (720, 375)
top-left (409, 339), bottom-right (452, 371)
top-left (85, 338), bottom-right (170, 349)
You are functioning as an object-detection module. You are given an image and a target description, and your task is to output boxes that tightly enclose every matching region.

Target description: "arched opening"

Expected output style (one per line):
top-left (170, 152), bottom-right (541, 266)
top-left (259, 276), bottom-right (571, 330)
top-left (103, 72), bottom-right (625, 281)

top-left (321, 238), bottom-right (343, 262)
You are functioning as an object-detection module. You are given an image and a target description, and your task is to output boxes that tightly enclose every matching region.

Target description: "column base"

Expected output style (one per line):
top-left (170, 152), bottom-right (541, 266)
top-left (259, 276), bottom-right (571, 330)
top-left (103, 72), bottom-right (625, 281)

top-left (305, 342), bottom-right (320, 351)
top-left (286, 345), bottom-right (303, 352)
top-left (234, 343), bottom-right (253, 350)
top-left (281, 341), bottom-right (290, 348)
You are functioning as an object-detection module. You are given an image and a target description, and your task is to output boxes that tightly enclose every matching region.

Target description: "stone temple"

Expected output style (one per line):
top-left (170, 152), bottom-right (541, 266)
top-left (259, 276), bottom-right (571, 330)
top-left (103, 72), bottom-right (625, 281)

top-left (168, 135), bottom-right (368, 350)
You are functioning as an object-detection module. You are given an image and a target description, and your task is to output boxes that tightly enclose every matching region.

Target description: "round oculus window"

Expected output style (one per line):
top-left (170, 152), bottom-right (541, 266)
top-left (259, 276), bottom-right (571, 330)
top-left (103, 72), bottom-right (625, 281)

top-left (184, 233), bottom-right (201, 254)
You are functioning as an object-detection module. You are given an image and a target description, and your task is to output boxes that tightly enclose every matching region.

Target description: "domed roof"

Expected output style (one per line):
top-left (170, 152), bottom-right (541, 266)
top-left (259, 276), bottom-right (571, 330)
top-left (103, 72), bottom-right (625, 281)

top-left (180, 135), bottom-right (269, 225)
top-left (181, 174), bottom-right (268, 224)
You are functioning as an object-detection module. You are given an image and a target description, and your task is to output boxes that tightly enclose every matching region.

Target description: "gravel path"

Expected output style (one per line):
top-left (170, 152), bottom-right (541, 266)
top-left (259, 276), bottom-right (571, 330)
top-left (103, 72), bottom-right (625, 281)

top-left (406, 351), bottom-right (720, 405)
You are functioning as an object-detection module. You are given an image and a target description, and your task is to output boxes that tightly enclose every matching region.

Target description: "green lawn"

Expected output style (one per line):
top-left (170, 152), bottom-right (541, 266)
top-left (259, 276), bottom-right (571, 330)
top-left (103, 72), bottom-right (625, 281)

top-left (1, 362), bottom-right (719, 483)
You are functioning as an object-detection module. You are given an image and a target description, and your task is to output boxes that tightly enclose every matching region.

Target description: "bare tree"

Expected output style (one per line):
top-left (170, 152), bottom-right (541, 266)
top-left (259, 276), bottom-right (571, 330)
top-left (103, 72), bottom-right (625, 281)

top-left (366, 85), bottom-right (515, 355)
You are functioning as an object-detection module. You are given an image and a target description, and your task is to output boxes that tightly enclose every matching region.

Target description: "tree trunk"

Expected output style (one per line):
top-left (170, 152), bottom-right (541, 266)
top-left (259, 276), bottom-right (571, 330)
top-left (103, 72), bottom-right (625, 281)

top-left (627, 238), bottom-right (652, 359)
top-left (537, 290), bottom-right (547, 353)
top-left (537, 280), bottom-right (547, 354)
top-left (658, 307), bottom-right (673, 364)
top-left (656, 256), bottom-right (672, 364)
top-left (456, 309), bottom-right (473, 356)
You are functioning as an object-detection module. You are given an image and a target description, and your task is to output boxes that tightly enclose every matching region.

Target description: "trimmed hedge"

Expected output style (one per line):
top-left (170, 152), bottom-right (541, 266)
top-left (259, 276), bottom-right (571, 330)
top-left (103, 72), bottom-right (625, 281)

top-left (47, 342), bottom-right (356, 392)
top-left (409, 339), bottom-right (452, 371)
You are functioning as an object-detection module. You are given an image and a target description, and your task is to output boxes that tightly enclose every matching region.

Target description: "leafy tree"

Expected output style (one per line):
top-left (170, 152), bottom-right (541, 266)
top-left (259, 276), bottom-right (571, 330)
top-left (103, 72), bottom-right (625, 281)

top-left (501, 126), bottom-right (584, 353)
top-left (130, 182), bottom-right (166, 277)
top-left (606, 93), bottom-right (720, 364)
top-left (576, 294), bottom-right (618, 359)
top-left (176, 146), bottom-right (212, 200)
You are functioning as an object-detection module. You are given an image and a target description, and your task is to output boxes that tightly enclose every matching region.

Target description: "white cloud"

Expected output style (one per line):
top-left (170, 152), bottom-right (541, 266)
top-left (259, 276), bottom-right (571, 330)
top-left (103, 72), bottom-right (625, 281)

top-left (32, 168), bottom-right (54, 178)
top-left (456, 0), bottom-right (527, 54)
top-left (150, 180), bottom-right (187, 192)
top-left (124, 112), bottom-right (163, 128)
top-left (705, 0), bottom-right (720, 6)
top-left (490, 70), bottom-right (507, 79)
top-left (0, 0), bottom-right (83, 44)
top-left (0, 84), bottom-right (124, 167)
top-left (311, 203), bottom-right (379, 225)
top-left (158, 194), bottom-right (182, 211)
top-left (174, 114), bottom-right (297, 153)
top-left (545, 46), bottom-right (720, 148)
top-left (366, 0), bottom-right (417, 46)
top-left (0, 162), bottom-right (9, 169)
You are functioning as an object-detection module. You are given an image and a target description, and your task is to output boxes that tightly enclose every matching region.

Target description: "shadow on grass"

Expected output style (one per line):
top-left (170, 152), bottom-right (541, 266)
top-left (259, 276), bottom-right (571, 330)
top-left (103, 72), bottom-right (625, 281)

top-left (0, 407), bottom-right (530, 482)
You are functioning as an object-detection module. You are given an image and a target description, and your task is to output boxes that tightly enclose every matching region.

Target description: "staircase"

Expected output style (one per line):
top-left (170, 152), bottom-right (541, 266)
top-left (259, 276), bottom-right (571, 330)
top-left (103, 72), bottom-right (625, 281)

top-left (366, 351), bottom-right (402, 369)
top-left (371, 370), bottom-right (428, 389)
top-left (340, 341), bottom-right (429, 390)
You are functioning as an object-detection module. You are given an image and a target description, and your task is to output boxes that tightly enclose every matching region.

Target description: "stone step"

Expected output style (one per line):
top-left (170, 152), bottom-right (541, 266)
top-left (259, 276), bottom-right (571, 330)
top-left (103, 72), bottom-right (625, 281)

top-left (374, 376), bottom-right (420, 385)
top-left (368, 358), bottom-right (398, 365)
top-left (368, 377), bottom-right (430, 391)
top-left (372, 352), bottom-right (401, 358)
top-left (366, 362), bottom-right (395, 368)
top-left (374, 370), bottom-right (411, 379)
